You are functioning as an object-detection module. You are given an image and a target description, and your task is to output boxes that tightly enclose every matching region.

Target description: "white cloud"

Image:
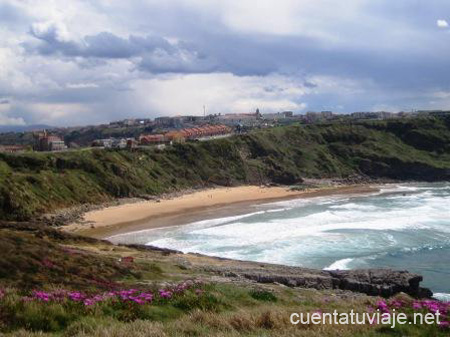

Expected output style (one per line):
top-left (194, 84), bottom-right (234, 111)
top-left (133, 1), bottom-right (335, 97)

top-left (66, 83), bottom-right (99, 89)
top-left (130, 73), bottom-right (309, 116)
top-left (0, 101), bottom-right (25, 125)
top-left (0, 114), bottom-right (25, 125)
top-left (437, 19), bottom-right (449, 28)
top-left (30, 21), bottom-right (72, 43)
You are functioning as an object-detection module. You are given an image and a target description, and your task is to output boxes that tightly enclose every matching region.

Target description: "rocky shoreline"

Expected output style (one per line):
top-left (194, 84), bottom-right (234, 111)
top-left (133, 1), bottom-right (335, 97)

top-left (128, 244), bottom-right (434, 299)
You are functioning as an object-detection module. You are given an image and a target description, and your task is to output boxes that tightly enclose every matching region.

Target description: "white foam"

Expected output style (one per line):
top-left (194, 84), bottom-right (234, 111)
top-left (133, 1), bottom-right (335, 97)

top-left (330, 203), bottom-right (379, 211)
top-left (324, 258), bottom-right (354, 270)
top-left (433, 293), bottom-right (450, 302)
top-left (108, 209), bottom-right (268, 241)
top-left (146, 193), bottom-right (449, 250)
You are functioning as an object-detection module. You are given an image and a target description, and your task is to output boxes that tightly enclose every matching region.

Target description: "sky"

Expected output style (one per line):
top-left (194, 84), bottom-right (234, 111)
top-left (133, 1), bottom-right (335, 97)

top-left (1, 0), bottom-right (450, 126)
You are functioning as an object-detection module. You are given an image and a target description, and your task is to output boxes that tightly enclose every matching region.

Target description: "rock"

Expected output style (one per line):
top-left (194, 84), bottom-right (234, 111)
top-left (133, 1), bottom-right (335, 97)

top-left (327, 269), bottom-right (433, 298)
top-left (206, 261), bottom-right (433, 298)
top-left (122, 244), bottom-right (182, 255)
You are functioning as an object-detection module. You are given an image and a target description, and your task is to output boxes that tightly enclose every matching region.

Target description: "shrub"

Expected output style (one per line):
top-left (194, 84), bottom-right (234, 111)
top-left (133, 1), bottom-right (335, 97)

top-left (249, 290), bottom-right (277, 302)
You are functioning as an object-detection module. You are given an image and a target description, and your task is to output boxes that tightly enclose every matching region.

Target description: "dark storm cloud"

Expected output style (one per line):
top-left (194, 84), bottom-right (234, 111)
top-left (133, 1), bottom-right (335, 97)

top-left (27, 24), bottom-right (219, 74)
top-left (29, 26), bottom-right (172, 59)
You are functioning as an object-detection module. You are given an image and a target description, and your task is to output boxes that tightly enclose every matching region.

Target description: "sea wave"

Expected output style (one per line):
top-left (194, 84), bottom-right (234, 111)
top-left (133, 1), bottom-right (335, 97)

top-left (323, 258), bottom-right (354, 270)
top-left (433, 293), bottom-right (450, 302)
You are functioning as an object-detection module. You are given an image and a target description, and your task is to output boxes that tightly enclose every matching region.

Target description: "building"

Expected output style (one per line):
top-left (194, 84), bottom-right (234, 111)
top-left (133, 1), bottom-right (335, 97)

top-left (176, 125), bottom-right (231, 140)
top-left (123, 119), bottom-right (137, 126)
top-left (127, 139), bottom-right (138, 149)
top-left (139, 134), bottom-right (165, 145)
top-left (92, 139), bottom-right (113, 148)
top-left (112, 138), bottom-right (127, 149)
top-left (34, 130), bottom-right (67, 152)
top-left (305, 111), bottom-right (321, 123)
top-left (262, 111), bottom-right (294, 121)
top-left (218, 113), bottom-right (257, 127)
top-left (164, 130), bottom-right (186, 143)
top-left (376, 111), bottom-right (395, 119)
top-left (154, 117), bottom-right (174, 128)
top-left (351, 111), bottom-right (392, 120)
top-left (48, 140), bottom-right (67, 151)
top-left (141, 124), bottom-right (232, 144)
top-left (321, 111), bottom-right (333, 118)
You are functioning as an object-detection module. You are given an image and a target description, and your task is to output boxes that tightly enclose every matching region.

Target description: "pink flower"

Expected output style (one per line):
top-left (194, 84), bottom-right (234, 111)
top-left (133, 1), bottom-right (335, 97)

top-left (33, 291), bottom-right (50, 302)
top-left (376, 300), bottom-right (389, 313)
top-left (412, 301), bottom-right (422, 310)
top-left (83, 299), bottom-right (95, 306)
top-left (439, 321), bottom-right (450, 329)
top-left (159, 290), bottom-right (173, 299)
top-left (390, 299), bottom-right (403, 309)
top-left (69, 291), bottom-right (86, 301)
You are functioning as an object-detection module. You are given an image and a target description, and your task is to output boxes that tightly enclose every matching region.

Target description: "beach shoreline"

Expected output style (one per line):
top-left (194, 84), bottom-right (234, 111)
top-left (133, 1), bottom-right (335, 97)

top-left (62, 184), bottom-right (380, 239)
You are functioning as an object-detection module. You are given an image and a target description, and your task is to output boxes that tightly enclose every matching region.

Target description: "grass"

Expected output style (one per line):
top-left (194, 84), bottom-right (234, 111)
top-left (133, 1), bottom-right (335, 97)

top-left (0, 227), bottom-right (141, 290)
top-left (2, 289), bottom-right (448, 336)
top-left (249, 289), bottom-right (278, 302)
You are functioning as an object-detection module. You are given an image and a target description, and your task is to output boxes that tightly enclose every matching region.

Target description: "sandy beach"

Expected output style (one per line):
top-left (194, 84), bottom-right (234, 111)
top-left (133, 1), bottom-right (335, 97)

top-left (63, 184), bottom-right (378, 239)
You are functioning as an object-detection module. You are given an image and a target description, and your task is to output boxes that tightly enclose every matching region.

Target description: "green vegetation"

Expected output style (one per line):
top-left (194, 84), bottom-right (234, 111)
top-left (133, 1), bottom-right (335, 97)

top-left (0, 117), bottom-right (449, 221)
top-left (0, 228), bottom-right (139, 290)
top-left (249, 289), bottom-right (278, 302)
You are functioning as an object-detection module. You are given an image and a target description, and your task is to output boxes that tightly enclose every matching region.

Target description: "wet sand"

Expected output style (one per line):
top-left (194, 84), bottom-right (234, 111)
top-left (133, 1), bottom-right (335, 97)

top-left (63, 185), bottom-right (379, 239)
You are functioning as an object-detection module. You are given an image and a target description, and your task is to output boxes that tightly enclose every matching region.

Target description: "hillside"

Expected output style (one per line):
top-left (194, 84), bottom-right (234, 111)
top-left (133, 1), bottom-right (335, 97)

top-left (0, 117), bottom-right (449, 221)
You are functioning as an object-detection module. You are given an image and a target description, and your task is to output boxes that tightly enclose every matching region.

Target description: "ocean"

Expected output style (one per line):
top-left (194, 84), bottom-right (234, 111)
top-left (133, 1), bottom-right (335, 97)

top-left (108, 183), bottom-right (450, 299)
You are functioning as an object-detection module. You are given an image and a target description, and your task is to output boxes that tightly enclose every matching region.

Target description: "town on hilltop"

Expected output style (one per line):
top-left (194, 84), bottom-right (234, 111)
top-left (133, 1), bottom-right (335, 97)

top-left (0, 109), bottom-right (448, 154)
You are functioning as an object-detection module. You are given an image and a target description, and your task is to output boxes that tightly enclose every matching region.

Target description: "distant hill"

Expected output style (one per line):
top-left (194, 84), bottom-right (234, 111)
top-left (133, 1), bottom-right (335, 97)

top-left (0, 125), bottom-right (55, 146)
top-left (0, 124), bottom-right (54, 133)
top-left (0, 123), bottom-right (154, 146)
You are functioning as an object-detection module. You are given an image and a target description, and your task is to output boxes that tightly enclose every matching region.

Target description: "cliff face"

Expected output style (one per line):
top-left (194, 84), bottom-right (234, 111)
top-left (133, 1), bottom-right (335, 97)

top-left (0, 117), bottom-right (449, 221)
